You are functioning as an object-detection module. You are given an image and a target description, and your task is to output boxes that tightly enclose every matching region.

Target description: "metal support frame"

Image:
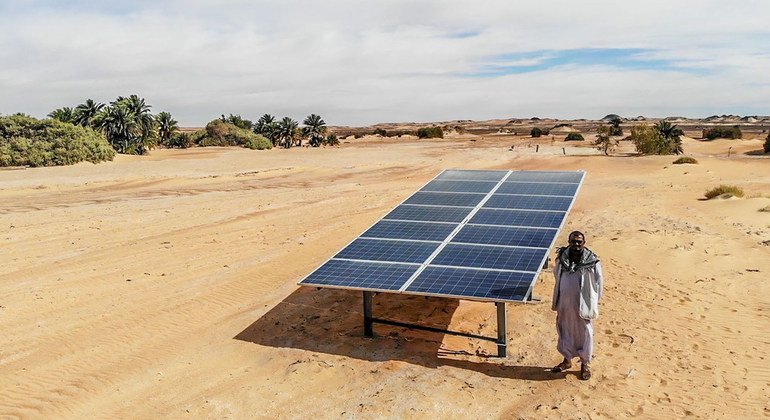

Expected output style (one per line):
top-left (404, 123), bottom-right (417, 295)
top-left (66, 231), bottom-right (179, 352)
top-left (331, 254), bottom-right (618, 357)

top-left (362, 291), bottom-right (508, 357)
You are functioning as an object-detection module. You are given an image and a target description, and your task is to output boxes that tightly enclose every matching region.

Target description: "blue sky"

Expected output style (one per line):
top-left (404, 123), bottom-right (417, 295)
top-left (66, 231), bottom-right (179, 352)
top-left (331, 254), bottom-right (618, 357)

top-left (1, 1), bottom-right (769, 125)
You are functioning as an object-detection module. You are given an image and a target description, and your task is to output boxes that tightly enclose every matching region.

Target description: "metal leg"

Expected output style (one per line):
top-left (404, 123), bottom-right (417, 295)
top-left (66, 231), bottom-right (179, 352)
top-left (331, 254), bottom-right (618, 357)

top-left (496, 302), bottom-right (507, 357)
top-left (363, 291), bottom-right (373, 337)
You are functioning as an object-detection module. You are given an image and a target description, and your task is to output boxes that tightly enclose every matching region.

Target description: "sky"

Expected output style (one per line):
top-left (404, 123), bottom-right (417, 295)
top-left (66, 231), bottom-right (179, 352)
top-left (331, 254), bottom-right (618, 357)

top-left (1, 0), bottom-right (769, 126)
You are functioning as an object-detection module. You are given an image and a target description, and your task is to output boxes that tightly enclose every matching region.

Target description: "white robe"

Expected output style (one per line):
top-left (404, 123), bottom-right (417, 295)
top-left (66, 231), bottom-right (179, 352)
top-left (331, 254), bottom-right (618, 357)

top-left (553, 261), bottom-right (603, 363)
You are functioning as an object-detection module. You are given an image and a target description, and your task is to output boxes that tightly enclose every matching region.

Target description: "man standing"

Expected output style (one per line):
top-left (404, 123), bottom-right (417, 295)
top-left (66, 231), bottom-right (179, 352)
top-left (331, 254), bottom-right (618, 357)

top-left (551, 231), bottom-right (604, 380)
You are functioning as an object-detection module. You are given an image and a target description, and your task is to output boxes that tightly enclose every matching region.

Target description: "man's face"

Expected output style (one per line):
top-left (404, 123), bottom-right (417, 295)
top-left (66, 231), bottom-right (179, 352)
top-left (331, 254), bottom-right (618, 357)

top-left (568, 234), bottom-right (585, 252)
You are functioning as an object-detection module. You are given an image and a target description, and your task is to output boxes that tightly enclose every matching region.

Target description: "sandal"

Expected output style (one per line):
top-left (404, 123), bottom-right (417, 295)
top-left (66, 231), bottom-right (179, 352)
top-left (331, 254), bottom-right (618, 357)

top-left (580, 363), bottom-right (592, 380)
top-left (551, 359), bottom-right (572, 373)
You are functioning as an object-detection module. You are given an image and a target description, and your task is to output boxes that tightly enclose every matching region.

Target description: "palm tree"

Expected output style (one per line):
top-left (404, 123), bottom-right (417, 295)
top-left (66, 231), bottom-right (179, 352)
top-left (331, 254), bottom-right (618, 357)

top-left (255, 114), bottom-right (278, 146)
top-left (277, 117), bottom-right (299, 148)
top-left (48, 107), bottom-right (75, 123)
top-left (303, 114), bottom-right (327, 147)
top-left (73, 99), bottom-right (104, 127)
top-left (655, 121), bottom-right (684, 155)
top-left (155, 112), bottom-right (178, 146)
top-left (96, 104), bottom-right (137, 154)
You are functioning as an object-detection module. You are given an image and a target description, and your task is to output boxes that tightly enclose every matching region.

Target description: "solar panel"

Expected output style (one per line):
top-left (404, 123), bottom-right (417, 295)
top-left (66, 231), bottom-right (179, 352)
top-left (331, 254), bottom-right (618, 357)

top-left (361, 220), bottom-right (458, 242)
top-left (506, 171), bottom-right (583, 183)
top-left (384, 205), bottom-right (473, 223)
top-left (452, 225), bottom-right (555, 248)
top-left (405, 266), bottom-right (534, 301)
top-left (469, 208), bottom-right (566, 228)
top-left (483, 194), bottom-right (573, 211)
top-left (302, 259), bottom-right (418, 291)
top-left (496, 182), bottom-right (578, 196)
top-left (422, 180), bottom-right (497, 193)
top-left (435, 170), bottom-right (508, 181)
top-left (299, 169), bottom-right (584, 302)
top-left (431, 244), bottom-right (547, 272)
top-left (404, 191), bottom-right (485, 207)
top-left (334, 238), bottom-right (439, 264)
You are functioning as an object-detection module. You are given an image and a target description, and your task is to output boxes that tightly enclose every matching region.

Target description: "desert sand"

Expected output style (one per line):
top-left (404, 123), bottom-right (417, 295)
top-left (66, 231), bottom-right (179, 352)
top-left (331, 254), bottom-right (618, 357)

top-left (1, 135), bottom-right (768, 418)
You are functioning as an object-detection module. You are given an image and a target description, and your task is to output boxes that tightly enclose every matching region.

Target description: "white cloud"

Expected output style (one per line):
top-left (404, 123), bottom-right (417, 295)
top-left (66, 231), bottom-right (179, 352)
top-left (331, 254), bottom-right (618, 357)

top-left (1, 1), bottom-right (769, 125)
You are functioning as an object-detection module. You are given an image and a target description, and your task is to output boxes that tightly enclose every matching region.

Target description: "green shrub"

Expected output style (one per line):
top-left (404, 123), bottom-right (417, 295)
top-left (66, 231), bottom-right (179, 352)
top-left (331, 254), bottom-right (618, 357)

top-left (165, 132), bottom-right (193, 148)
top-left (764, 132), bottom-right (770, 154)
top-left (703, 126), bottom-right (742, 140)
top-left (630, 123), bottom-right (683, 155)
top-left (243, 134), bottom-right (272, 150)
top-left (416, 126), bottom-right (444, 139)
top-left (673, 156), bottom-right (698, 164)
top-left (530, 127), bottom-right (543, 137)
top-left (564, 132), bottom-right (584, 141)
top-left (373, 128), bottom-right (387, 136)
top-left (704, 185), bottom-right (744, 199)
top-left (196, 120), bottom-right (270, 149)
top-left (0, 115), bottom-right (114, 167)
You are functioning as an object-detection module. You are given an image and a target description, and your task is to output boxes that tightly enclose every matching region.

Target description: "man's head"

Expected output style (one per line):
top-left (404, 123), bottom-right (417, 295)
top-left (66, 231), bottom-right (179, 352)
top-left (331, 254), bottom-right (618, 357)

top-left (568, 231), bottom-right (585, 253)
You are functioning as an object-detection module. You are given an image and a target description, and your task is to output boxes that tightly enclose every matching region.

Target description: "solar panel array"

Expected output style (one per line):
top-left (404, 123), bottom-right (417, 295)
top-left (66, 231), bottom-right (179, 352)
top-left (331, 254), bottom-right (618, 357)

top-left (299, 169), bottom-right (584, 302)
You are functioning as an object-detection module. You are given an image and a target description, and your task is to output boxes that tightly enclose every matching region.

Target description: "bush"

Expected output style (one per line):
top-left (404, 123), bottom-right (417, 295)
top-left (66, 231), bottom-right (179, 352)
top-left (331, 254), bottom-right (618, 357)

top-left (630, 123), bottom-right (683, 155)
top-left (416, 126), bottom-right (444, 139)
top-left (243, 134), bottom-right (272, 150)
top-left (703, 126), bottom-right (742, 140)
top-left (704, 185), bottom-right (744, 199)
top-left (530, 127), bottom-right (543, 138)
top-left (564, 132), bottom-right (584, 141)
top-left (673, 156), bottom-right (698, 164)
top-left (196, 120), bottom-right (271, 149)
top-left (373, 128), bottom-right (387, 136)
top-left (165, 132), bottom-right (194, 149)
top-left (0, 115), bottom-right (114, 167)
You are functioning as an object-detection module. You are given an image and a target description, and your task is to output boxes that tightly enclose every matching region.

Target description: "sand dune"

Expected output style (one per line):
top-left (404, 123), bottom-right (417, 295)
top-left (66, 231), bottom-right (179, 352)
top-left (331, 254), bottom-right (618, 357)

top-left (1, 136), bottom-right (768, 418)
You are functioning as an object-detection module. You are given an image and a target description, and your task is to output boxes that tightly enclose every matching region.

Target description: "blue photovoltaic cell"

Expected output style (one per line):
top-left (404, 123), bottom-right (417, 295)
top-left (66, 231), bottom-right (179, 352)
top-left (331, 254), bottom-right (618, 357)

top-left (431, 244), bottom-right (547, 272)
top-left (335, 238), bottom-right (439, 263)
top-left (422, 180), bottom-right (497, 193)
top-left (484, 194), bottom-right (573, 211)
top-left (406, 266), bottom-right (535, 301)
top-left (470, 209), bottom-right (565, 228)
top-left (497, 182), bottom-right (578, 196)
top-left (436, 170), bottom-right (508, 181)
top-left (404, 192), bottom-right (484, 207)
top-left (361, 220), bottom-right (458, 242)
top-left (384, 205), bottom-right (473, 223)
top-left (299, 169), bottom-right (583, 300)
top-left (506, 171), bottom-right (583, 183)
top-left (300, 259), bottom-right (418, 291)
top-left (452, 225), bottom-right (555, 248)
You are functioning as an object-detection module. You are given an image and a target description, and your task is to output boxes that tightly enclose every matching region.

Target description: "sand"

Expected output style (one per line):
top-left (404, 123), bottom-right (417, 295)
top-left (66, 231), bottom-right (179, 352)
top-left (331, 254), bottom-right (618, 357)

top-left (1, 136), bottom-right (768, 418)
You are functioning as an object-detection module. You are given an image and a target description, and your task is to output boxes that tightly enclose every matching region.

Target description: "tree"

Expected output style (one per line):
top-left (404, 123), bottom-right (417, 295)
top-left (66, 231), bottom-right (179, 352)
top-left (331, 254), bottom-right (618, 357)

top-left (48, 107), bottom-right (75, 123)
top-left (303, 114), bottom-right (327, 147)
top-left (609, 117), bottom-right (623, 136)
top-left (95, 104), bottom-right (138, 154)
top-left (73, 99), bottom-right (104, 127)
top-left (594, 125), bottom-right (617, 155)
top-left (530, 127), bottom-right (543, 137)
top-left (655, 121), bottom-right (683, 155)
top-left (324, 133), bottom-right (339, 146)
top-left (277, 117), bottom-right (299, 148)
top-left (221, 114), bottom-right (253, 130)
top-left (155, 112), bottom-right (179, 146)
top-left (255, 114), bottom-right (279, 146)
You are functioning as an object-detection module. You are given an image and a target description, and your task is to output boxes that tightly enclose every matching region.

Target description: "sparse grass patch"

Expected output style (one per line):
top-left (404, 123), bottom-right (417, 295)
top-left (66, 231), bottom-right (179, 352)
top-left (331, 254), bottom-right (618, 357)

top-left (673, 156), bottom-right (698, 164)
top-left (704, 185), bottom-right (744, 200)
